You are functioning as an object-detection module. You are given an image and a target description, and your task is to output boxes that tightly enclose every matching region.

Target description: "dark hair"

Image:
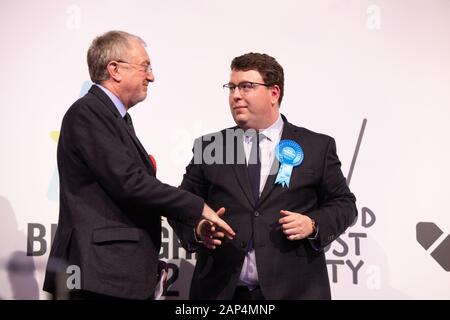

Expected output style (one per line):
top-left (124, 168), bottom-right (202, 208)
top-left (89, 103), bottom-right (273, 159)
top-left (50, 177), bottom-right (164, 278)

top-left (231, 52), bottom-right (284, 104)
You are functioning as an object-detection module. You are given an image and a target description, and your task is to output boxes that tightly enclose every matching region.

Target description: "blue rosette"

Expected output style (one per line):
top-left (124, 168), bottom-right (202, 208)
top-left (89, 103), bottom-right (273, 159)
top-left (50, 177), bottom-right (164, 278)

top-left (275, 139), bottom-right (304, 188)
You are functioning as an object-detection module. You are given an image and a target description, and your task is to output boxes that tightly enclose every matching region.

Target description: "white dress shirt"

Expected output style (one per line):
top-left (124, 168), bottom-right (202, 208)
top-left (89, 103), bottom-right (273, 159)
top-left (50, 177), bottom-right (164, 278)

top-left (238, 114), bottom-right (284, 289)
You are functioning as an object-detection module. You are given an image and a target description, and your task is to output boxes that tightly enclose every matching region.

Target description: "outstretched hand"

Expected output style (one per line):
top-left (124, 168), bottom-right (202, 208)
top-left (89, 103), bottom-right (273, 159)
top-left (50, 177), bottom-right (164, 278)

top-left (201, 205), bottom-right (235, 242)
top-left (198, 207), bottom-right (229, 249)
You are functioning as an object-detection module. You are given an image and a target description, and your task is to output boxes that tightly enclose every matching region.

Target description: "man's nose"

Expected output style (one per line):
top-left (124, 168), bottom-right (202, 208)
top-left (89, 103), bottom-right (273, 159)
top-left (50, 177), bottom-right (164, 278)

top-left (231, 86), bottom-right (242, 99)
top-left (146, 71), bottom-right (155, 82)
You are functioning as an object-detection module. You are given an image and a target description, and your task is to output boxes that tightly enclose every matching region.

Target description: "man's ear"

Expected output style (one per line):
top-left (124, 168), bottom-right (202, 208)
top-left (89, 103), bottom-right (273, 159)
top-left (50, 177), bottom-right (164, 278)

top-left (270, 85), bottom-right (281, 105)
top-left (107, 61), bottom-right (122, 82)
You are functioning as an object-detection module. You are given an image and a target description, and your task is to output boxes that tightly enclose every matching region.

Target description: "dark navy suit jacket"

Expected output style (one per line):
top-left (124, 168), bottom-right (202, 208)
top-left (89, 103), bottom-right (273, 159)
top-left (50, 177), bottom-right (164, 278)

top-left (170, 115), bottom-right (357, 299)
top-left (44, 85), bottom-right (203, 299)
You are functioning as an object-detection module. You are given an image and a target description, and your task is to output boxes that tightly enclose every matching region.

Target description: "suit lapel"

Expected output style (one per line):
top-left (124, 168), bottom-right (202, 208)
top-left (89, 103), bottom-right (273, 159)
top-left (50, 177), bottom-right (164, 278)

top-left (258, 118), bottom-right (298, 205)
top-left (123, 122), bottom-right (156, 176)
top-left (89, 85), bottom-right (156, 176)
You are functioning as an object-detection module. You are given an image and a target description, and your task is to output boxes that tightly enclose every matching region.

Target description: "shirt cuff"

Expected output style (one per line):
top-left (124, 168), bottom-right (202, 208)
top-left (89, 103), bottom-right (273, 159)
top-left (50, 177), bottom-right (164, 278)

top-left (193, 227), bottom-right (203, 243)
top-left (308, 225), bottom-right (320, 251)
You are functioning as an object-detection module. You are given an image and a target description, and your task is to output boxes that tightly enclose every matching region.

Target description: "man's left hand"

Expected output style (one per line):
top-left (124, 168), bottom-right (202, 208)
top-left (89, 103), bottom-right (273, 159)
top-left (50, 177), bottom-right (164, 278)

top-left (278, 210), bottom-right (314, 241)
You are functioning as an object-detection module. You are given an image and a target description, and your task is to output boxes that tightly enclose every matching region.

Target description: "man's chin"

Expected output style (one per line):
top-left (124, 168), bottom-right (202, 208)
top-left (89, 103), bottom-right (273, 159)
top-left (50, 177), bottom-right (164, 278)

top-left (131, 95), bottom-right (147, 107)
top-left (140, 92), bottom-right (148, 101)
top-left (233, 116), bottom-right (249, 128)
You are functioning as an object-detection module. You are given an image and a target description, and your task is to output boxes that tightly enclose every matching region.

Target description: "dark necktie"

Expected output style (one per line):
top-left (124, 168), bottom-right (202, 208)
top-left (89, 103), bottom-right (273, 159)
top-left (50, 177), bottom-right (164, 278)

top-left (123, 113), bottom-right (136, 136)
top-left (247, 133), bottom-right (261, 203)
top-left (123, 112), bottom-right (154, 174)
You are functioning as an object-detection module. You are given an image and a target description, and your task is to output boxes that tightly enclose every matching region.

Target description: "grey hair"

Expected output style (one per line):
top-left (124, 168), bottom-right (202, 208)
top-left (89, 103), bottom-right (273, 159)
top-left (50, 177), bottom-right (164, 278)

top-left (87, 30), bottom-right (146, 84)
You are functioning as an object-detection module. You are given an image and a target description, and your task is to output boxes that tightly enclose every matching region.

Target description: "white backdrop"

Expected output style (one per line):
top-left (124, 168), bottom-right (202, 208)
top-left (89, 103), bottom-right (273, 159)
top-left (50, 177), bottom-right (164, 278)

top-left (1, 0), bottom-right (449, 300)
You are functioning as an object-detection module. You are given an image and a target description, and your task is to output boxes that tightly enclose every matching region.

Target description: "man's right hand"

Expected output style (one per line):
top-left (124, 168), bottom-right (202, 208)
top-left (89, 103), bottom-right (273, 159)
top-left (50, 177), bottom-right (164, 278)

top-left (197, 207), bottom-right (227, 249)
top-left (201, 205), bottom-right (235, 242)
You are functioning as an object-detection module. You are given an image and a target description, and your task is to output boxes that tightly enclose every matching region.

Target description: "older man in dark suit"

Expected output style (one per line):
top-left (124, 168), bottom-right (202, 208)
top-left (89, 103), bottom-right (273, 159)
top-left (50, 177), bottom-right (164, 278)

top-left (43, 30), bottom-right (234, 300)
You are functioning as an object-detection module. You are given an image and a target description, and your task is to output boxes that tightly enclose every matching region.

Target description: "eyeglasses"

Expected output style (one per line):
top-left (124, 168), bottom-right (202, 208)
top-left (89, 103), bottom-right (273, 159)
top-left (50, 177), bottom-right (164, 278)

top-left (223, 81), bottom-right (270, 94)
top-left (117, 60), bottom-right (153, 73)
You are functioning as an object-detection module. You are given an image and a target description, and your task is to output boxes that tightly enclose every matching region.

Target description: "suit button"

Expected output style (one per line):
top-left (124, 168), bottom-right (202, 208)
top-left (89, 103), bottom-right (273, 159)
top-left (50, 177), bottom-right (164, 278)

top-left (254, 211), bottom-right (260, 217)
top-left (240, 241), bottom-right (247, 248)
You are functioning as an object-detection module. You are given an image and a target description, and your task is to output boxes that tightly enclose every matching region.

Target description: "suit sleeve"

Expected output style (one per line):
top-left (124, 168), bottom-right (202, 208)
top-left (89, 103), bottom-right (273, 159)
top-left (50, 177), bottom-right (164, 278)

top-left (67, 102), bottom-right (203, 227)
top-left (169, 138), bottom-right (209, 252)
top-left (308, 137), bottom-right (357, 249)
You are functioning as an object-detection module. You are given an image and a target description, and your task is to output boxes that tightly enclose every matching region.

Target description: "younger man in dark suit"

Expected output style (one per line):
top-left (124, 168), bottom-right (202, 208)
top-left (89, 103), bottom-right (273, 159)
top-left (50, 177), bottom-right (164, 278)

top-left (170, 53), bottom-right (357, 300)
